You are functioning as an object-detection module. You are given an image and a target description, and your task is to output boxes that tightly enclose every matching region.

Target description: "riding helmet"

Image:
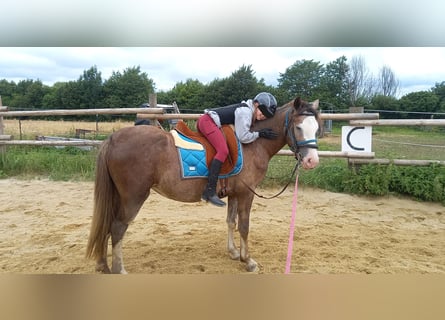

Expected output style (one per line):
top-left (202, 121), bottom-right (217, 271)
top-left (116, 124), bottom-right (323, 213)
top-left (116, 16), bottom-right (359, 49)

top-left (254, 92), bottom-right (277, 118)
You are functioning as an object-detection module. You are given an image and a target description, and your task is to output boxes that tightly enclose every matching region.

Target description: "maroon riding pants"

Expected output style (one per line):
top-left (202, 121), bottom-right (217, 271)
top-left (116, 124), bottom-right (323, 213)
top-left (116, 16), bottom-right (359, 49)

top-left (197, 114), bottom-right (229, 163)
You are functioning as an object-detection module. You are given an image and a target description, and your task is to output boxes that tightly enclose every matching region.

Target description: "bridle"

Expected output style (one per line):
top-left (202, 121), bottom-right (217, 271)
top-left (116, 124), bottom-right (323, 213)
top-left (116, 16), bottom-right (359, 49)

top-left (241, 107), bottom-right (320, 199)
top-left (284, 108), bottom-right (319, 161)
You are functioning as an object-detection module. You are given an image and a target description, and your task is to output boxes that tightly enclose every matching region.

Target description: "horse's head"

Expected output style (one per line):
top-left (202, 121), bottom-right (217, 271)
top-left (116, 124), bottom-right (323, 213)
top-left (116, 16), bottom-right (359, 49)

top-left (285, 97), bottom-right (321, 169)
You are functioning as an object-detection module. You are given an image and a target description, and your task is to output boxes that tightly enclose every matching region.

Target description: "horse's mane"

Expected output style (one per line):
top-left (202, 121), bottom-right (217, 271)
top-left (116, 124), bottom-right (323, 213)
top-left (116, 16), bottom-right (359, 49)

top-left (274, 98), bottom-right (320, 118)
top-left (251, 98), bottom-right (320, 131)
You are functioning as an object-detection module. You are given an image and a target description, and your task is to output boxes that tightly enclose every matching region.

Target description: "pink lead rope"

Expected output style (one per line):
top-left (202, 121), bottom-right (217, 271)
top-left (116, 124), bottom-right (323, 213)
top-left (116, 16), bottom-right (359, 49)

top-left (285, 172), bottom-right (300, 274)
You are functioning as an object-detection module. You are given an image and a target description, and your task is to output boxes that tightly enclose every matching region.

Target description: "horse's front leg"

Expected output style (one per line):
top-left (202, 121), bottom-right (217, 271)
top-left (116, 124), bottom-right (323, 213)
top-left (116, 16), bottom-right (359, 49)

top-left (238, 195), bottom-right (258, 272)
top-left (226, 197), bottom-right (240, 260)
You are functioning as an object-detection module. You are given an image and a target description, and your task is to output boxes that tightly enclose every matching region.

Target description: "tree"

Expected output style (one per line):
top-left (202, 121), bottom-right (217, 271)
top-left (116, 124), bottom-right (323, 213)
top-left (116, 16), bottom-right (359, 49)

top-left (223, 65), bottom-right (260, 103)
top-left (41, 82), bottom-right (65, 108)
top-left (399, 91), bottom-right (439, 118)
top-left (319, 56), bottom-right (349, 110)
top-left (103, 66), bottom-right (155, 108)
top-left (57, 81), bottom-right (82, 109)
top-left (371, 95), bottom-right (400, 119)
top-left (377, 65), bottom-right (399, 97)
top-left (9, 79), bottom-right (48, 109)
top-left (199, 77), bottom-right (229, 110)
top-left (432, 81), bottom-right (445, 115)
top-left (166, 78), bottom-right (205, 111)
top-left (0, 79), bottom-right (16, 106)
top-left (278, 59), bottom-right (324, 102)
top-left (77, 66), bottom-right (104, 108)
top-left (346, 55), bottom-right (377, 107)
top-left (197, 65), bottom-right (268, 111)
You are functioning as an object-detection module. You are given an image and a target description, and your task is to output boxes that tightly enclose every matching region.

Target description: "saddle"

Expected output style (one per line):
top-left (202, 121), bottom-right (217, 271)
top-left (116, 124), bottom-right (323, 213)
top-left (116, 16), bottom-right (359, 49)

top-left (174, 120), bottom-right (240, 175)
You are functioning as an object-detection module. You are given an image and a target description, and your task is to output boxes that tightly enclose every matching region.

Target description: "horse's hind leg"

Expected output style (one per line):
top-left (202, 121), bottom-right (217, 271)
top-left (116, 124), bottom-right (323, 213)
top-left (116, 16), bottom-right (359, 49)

top-left (111, 219), bottom-right (129, 274)
top-left (96, 234), bottom-right (111, 273)
top-left (110, 190), bottom-right (150, 274)
top-left (226, 197), bottom-right (240, 260)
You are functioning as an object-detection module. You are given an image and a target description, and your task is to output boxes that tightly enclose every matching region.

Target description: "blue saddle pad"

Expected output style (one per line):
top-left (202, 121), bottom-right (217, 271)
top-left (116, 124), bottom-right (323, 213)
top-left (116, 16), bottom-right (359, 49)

top-left (176, 132), bottom-right (243, 179)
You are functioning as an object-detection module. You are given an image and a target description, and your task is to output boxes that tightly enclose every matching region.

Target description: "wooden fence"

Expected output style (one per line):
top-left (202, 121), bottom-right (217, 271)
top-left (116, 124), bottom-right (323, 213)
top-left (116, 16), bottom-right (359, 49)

top-left (348, 118), bottom-right (445, 166)
top-left (0, 103), bottom-right (444, 165)
top-left (0, 104), bottom-right (378, 160)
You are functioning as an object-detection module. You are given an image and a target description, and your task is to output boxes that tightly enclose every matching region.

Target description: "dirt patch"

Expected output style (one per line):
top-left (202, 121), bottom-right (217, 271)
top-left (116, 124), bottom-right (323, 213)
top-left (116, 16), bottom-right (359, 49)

top-left (0, 179), bottom-right (444, 274)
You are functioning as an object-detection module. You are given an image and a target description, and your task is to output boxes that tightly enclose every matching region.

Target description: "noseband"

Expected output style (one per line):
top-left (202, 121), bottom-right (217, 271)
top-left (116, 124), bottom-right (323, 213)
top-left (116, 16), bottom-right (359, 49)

top-left (284, 109), bottom-right (319, 157)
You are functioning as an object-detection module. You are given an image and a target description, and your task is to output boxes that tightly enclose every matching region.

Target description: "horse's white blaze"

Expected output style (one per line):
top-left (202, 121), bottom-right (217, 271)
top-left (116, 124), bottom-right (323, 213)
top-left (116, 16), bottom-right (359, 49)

top-left (299, 116), bottom-right (318, 144)
top-left (299, 116), bottom-right (319, 169)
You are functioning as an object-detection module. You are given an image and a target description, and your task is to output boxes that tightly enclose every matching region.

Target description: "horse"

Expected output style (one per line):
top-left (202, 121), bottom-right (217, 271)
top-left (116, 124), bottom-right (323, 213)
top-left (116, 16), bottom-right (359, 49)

top-left (86, 97), bottom-right (321, 273)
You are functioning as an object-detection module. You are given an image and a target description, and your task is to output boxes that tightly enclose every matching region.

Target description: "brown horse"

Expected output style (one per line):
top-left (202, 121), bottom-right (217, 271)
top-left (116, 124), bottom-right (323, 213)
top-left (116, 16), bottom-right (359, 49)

top-left (86, 97), bottom-right (321, 273)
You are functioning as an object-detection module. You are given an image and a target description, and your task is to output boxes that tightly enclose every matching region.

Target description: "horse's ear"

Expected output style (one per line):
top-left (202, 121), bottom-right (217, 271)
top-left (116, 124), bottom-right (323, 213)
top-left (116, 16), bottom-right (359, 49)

top-left (311, 99), bottom-right (319, 110)
top-left (293, 97), bottom-right (302, 110)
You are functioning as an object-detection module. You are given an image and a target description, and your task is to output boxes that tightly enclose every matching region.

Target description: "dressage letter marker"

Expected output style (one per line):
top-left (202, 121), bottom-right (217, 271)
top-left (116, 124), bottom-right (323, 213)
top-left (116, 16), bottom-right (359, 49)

top-left (341, 126), bottom-right (372, 152)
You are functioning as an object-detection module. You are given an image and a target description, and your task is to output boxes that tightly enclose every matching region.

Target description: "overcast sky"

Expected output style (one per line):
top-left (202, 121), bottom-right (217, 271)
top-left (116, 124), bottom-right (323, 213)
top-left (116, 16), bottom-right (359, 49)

top-left (1, 47), bottom-right (444, 98)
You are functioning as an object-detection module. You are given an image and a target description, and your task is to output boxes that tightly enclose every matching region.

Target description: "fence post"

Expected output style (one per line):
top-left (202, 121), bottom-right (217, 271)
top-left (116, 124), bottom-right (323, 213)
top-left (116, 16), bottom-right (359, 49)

top-left (347, 106), bottom-right (365, 167)
top-left (148, 93), bottom-right (162, 129)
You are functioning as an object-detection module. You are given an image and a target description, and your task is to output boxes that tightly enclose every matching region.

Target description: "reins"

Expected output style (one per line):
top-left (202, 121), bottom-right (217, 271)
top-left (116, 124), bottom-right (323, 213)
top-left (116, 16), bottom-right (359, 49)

top-left (241, 107), bottom-right (317, 200)
top-left (240, 160), bottom-right (301, 199)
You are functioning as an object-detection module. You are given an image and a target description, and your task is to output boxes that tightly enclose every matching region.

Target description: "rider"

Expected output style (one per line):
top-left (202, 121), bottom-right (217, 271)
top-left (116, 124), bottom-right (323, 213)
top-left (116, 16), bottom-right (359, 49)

top-left (197, 92), bottom-right (279, 207)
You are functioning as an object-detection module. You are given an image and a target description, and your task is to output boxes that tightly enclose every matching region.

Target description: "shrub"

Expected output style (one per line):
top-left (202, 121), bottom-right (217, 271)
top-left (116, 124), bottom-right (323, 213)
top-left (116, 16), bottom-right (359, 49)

top-left (298, 160), bottom-right (445, 204)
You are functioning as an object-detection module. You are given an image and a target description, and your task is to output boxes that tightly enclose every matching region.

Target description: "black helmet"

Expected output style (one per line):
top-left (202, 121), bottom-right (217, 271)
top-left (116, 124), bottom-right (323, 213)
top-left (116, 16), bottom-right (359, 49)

top-left (254, 92), bottom-right (277, 118)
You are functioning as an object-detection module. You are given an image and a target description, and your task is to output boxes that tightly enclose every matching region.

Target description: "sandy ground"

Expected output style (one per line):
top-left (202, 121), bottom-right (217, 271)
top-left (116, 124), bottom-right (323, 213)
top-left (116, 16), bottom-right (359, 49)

top-left (0, 178), bottom-right (444, 274)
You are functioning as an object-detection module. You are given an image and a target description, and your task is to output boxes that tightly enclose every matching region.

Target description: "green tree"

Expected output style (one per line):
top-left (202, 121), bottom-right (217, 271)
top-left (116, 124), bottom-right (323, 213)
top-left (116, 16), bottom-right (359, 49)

top-left (223, 65), bottom-right (261, 103)
top-left (319, 56), bottom-right (349, 111)
top-left (399, 91), bottom-right (439, 118)
top-left (166, 78), bottom-right (205, 111)
top-left (58, 81), bottom-right (82, 109)
top-left (77, 66), bottom-right (104, 109)
top-left (9, 79), bottom-right (49, 109)
top-left (41, 82), bottom-right (65, 108)
top-left (103, 66), bottom-right (155, 108)
top-left (277, 59), bottom-right (324, 102)
top-left (432, 82), bottom-right (445, 115)
top-left (371, 95), bottom-right (400, 119)
top-left (199, 77), bottom-right (228, 110)
top-left (0, 79), bottom-right (16, 106)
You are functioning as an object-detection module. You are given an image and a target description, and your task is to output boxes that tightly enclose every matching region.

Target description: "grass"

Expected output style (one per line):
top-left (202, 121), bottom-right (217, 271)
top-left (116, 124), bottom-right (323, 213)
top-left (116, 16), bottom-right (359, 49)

top-left (1, 120), bottom-right (444, 203)
top-left (0, 146), bottom-right (97, 180)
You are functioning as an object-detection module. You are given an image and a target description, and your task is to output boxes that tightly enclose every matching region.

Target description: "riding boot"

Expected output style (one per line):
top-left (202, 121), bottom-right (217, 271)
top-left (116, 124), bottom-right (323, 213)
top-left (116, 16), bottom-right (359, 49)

top-left (202, 159), bottom-right (226, 207)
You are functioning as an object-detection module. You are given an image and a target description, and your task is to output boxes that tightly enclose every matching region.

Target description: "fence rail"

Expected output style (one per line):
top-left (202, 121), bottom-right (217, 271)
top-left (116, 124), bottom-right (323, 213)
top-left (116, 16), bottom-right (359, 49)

top-left (349, 159), bottom-right (445, 166)
top-left (0, 107), bottom-right (164, 117)
top-left (136, 112), bottom-right (380, 121)
top-left (350, 119), bottom-right (445, 126)
top-left (1, 106), bottom-right (444, 165)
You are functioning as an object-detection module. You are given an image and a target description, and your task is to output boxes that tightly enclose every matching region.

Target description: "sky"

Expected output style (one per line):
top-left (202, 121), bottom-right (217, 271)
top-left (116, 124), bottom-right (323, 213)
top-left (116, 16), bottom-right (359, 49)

top-left (2, 1), bottom-right (445, 99)
top-left (1, 47), bottom-right (444, 98)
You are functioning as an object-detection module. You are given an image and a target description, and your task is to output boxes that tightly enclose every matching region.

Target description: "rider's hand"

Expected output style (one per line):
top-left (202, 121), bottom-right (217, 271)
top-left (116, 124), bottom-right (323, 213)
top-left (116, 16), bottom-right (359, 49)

top-left (258, 128), bottom-right (278, 139)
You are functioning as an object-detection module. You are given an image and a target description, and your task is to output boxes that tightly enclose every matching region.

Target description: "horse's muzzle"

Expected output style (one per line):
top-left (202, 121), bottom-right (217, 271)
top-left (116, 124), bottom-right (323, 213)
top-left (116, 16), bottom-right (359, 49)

top-left (301, 148), bottom-right (319, 169)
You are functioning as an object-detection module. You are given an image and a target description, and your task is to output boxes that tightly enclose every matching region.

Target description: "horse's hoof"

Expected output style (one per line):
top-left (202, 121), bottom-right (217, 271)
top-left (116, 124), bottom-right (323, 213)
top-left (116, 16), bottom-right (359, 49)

top-left (228, 250), bottom-right (240, 260)
top-left (245, 261), bottom-right (258, 272)
top-left (111, 267), bottom-right (128, 274)
top-left (96, 264), bottom-right (111, 274)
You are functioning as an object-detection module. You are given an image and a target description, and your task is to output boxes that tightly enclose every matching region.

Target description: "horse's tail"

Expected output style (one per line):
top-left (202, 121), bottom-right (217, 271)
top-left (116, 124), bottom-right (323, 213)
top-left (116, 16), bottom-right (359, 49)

top-left (86, 139), bottom-right (118, 260)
